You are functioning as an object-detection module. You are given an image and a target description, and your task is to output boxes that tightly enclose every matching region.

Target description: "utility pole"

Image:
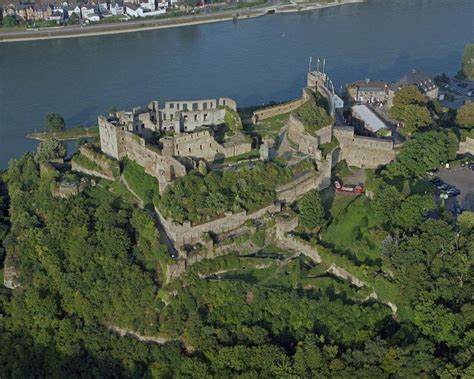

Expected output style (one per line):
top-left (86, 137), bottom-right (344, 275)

top-left (322, 58), bottom-right (326, 75)
top-left (308, 56), bottom-right (312, 73)
top-left (316, 57), bottom-right (320, 72)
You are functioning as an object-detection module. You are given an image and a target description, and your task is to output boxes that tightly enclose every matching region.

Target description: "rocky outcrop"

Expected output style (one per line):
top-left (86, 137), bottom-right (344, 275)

top-left (326, 264), bottom-right (366, 288)
top-left (3, 251), bottom-right (20, 289)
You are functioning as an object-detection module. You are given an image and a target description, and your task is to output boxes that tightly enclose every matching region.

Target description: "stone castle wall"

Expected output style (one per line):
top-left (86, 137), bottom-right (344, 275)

top-left (156, 164), bottom-right (331, 249)
top-left (168, 130), bottom-right (251, 161)
top-left (276, 171), bottom-right (321, 204)
top-left (79, 145), bottom-right (120, 178)
top-left (155, 202), bottom-right (282, 248)
top-left (287, 113), bottom-right (333, 158)
top-left (180, 108), bottom-right (226, 132)
top-left (251, 88), bottom-right (311, 124)
top-left (333, 126), bottom-right (396, 168)
top-left (124, 131), bottom-right (187, 184)
top-left (99, 115), bottom-right (126, 160)
top-left (71, 162), bottom-right (114, 181)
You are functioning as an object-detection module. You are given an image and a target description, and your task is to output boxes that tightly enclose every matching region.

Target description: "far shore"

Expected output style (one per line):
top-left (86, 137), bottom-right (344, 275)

top-left (0, 0), bottom-right (363, 43)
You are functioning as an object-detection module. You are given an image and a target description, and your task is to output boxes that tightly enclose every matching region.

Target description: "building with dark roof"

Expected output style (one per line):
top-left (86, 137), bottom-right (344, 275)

top-left (391, 69), bottom-right (438, 99)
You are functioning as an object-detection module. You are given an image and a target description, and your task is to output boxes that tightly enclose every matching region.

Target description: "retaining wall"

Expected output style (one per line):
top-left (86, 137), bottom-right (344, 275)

top-left (155, 202), bottom-right (281, 248)
top-left (333, 126), bottom-right (396, 168)
top-left (251, 88), bottom-right (311, 124)
top-left (71, 161), bottom-right (115, 180)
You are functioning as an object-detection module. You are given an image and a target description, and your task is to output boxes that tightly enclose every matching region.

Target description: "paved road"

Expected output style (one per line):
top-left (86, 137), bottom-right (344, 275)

top-left (0, 2), bottom-right (274, 41)
top-left (437, 165), bottom-right (474, 212)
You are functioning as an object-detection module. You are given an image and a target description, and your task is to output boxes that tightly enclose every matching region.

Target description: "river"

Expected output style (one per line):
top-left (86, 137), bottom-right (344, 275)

top-left (0, 0), bottom-right (472, 168)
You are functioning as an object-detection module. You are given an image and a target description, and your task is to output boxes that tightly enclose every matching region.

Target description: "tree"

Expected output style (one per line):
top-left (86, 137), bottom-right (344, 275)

top-left (44, 113), bottom-right (65, 132)
top-left (387, 130), bottom-right (458, 178)
top-left (461, 43), bottom-right (474, 80)
top-left (34, 139), bottom-right (67, 162)
top-left (372, 185), bottom-right (401, 228)
top-left (67, 12), bottom-right (79, 24)
top-left (298, 190), bottom-right (325, 230)
top-left (2, 15), bottom-right (18, 27)
top-left (455, 102), bottom-right (474, 130)
top-left (390, 86), bottom-right (431, 136)
top-left (394, 195), bottom-right (435, 231)
top-left (392, 85), bottom-right (427, 109)
top-left (298, 102), bottom-right (332, 135)
top-left (458, 211), bottom-right (474, 233)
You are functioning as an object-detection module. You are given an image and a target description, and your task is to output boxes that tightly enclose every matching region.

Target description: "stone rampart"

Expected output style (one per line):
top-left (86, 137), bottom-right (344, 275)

top-left (155, 202), bottom-right (281, 248)
top-left (99, 115), bottom-right (127, 160)
top-left (172, 130), bottom-right (251, 161)
top-left (276, 171), bottom-right (319, 203)
top-left (277, 234), bottom-right (322, 263)
top-left (458, 136), bottom-right (474, 155)
top-left (78, 145), bottom-right (120, 178)
top-left (307, 71), bottom-right (335, 115)
top-left (326, 264), bottom-right (366, 288)
top-left (287, 111), bottom-right (333, 158)
top-left (124, 132), bottom-right (187, 184)
top-left (251, 88), bottom-right (311, 124)
top-left (334, 126), bottom-right (396, 168)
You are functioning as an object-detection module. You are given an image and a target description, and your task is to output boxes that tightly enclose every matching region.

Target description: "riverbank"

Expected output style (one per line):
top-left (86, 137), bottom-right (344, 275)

top-left (27, 126), bottom-right (99, 141)
top-left (0, 0), bottom-right (363, 43)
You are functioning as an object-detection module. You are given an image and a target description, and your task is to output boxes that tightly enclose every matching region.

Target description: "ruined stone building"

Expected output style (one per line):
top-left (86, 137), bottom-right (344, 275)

top-left (99, 96), bottom-right (251, 190)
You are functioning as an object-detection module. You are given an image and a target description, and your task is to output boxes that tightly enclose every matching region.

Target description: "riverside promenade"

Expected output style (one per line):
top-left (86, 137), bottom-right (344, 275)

top-left (0, 0), bottom-right (362, 43)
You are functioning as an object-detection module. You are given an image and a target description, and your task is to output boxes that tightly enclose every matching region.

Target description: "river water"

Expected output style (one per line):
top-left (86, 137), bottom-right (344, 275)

top-left (0, 0), bottom-right (472, 168)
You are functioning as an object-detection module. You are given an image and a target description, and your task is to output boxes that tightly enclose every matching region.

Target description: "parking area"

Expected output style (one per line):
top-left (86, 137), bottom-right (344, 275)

top-left (436, 165), bottom-right (474, 212)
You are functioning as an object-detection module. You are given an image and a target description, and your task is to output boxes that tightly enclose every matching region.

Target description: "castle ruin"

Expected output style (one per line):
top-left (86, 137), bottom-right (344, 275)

top-left (98, 96), bottom-right (251, 191)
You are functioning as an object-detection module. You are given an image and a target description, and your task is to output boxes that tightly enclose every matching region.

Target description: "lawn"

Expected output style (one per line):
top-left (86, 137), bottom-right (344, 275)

top-left (213, 149), bottom-right (260, 164)
top-left (321, 195), bottom-right (383, 266)
top-left (122, 159), bottom-right (160, 207)
top-left (244, 112), bottom-right (291, 138)
top-left (321, 189), bottom-right (354, 219)
top-left (27, 126), bottom-right (99, 141)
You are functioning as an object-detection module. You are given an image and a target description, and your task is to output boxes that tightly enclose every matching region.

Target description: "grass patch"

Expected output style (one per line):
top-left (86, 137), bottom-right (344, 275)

top-left (123, 159), bottom-right (160, 207)
top-left (321, 195), bottom-right (383, 265)
top-left (321, 190), bottom-right (354, 220)
top-left (334, 160), bottom-right (352, 178)
top-left (319, 136), bottom-right (339, 158)
top-left (27, 126), bottom-right (99, 141)
top-left (245, 112), bottom-right (291, 138)
top-left (72, 154), bottom-right (102, 172)
top-left (213, 149), bottom-right (260, 164)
